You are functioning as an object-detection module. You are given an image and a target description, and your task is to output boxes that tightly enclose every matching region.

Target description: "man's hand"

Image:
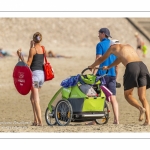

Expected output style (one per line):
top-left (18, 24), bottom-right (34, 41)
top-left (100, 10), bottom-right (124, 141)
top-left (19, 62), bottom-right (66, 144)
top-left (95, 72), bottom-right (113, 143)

top-left (88, 66), bottom-right (93, 72)
top-left (103, 66), bottom-right (109, 70)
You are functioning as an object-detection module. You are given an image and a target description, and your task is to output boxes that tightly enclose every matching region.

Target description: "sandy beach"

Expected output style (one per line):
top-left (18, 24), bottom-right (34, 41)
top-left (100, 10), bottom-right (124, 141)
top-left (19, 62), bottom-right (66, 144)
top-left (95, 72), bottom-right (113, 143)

top-left (0, 18), bottom-right (150, 133)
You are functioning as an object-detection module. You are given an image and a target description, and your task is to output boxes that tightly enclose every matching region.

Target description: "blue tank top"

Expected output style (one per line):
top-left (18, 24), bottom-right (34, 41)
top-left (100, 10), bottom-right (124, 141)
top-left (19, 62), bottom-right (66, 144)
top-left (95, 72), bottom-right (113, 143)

top-left (96, 38), bottom-right (117, 76)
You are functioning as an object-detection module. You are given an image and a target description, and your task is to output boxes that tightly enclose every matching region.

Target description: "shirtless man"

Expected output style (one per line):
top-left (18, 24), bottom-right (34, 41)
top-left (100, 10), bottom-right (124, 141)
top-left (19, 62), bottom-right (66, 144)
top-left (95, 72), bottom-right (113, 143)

top-left (88, 40), bottom-right (150, 125)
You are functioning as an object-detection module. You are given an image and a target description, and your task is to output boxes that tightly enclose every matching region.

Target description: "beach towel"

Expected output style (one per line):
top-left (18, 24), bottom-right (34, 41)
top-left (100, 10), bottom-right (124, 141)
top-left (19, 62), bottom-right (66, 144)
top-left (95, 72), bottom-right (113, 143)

top-left (61, 74), bottom-right (80, 88)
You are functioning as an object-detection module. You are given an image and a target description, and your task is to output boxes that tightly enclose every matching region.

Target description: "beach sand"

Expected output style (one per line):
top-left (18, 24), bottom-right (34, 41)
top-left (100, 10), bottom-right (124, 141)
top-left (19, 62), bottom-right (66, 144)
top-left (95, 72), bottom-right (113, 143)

top-left (0, 18), bottom-right (150, 133)
top-left (1, 47), bottom-right (150, 133)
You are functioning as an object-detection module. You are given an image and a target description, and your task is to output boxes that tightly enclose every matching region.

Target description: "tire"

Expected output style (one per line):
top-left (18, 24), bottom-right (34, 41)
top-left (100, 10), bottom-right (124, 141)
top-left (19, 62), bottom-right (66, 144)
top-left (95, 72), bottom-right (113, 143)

top-left (45, 107), bottom-right (57, 126)
top-left (95, 102), bottom-right (110, 125)
top-left (54, 100), bottom-right (73, 126)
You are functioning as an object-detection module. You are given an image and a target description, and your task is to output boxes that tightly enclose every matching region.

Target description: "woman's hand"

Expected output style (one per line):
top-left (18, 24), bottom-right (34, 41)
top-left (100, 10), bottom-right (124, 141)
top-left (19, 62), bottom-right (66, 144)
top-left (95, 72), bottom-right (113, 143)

top-left (17, 48), bottom-right (24, 62)
top-left (17, 48), bottom-right (21, 56)
top-left (30, 40), bottom-right (35, 48)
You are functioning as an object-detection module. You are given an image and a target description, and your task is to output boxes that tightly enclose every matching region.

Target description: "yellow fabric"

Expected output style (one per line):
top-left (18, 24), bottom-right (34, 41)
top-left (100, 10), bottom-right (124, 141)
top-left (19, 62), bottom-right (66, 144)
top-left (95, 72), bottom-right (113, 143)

top-left (142, 45), bottom-right (147, 54)
top-left (82, 97), bottom-right (105, 112)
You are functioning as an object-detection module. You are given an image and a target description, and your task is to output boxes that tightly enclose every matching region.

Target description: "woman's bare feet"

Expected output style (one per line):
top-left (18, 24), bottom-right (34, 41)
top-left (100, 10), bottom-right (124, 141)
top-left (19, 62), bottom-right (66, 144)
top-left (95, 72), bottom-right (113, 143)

top-left (37, 123), bottom-right (43, 126)
top-left (143, 121), bottom-right (150, 126)
top-left (139, 107), bottom-right (146, 121)
top-left (31, 121), bottom-right (38, 126)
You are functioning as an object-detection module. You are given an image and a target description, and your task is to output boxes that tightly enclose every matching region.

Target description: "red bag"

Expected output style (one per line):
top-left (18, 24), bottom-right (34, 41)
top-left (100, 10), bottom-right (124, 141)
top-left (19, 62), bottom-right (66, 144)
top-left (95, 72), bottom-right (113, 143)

top-left (41, 46), bottom-right (54, 81)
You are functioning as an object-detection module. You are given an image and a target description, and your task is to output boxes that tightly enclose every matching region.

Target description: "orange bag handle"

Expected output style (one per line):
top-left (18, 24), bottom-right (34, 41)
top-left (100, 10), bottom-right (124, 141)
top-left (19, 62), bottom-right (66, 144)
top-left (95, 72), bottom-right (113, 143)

top-left (41, 46), bottom-right (48, 63)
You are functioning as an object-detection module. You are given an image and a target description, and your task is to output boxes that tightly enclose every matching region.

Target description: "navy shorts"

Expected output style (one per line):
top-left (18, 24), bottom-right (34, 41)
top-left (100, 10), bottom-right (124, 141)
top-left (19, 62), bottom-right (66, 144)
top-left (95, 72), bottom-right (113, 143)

top-left (103, 76), bottom-right (116, 95)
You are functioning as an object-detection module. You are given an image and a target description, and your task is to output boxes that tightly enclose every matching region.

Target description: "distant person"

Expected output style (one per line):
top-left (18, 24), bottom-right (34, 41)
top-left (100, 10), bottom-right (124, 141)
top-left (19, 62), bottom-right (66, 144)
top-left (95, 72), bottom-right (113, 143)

top-left (0, 48), bottom-right (15, 57)
top-left (0, 48), bottom-right (27, 58)
top-left (86, 28), bottom-right (119, 125)
top-left (17, 32), bottom-right (46, 126)
top-left (47, 50), bottom-right (72, 58)
top-left (134, 32), bottom-right (147, 58)
top-left (88, 41), bottom-right (150, 126)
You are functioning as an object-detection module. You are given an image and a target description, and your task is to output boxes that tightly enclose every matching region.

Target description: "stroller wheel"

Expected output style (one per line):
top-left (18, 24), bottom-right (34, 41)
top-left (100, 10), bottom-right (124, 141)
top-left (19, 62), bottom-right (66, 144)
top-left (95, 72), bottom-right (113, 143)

top-left (54, 100), bottom-right (73, 126)
top-left (45, 107), bottom-right (57, 126)
top-left (95, 102), bottom-right (109, 125)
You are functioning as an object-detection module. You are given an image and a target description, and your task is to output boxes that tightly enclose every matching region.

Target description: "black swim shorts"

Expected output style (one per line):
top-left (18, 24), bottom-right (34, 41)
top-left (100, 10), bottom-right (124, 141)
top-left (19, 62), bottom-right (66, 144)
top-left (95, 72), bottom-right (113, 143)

top-left (123, 61), bottom-right (150, 91)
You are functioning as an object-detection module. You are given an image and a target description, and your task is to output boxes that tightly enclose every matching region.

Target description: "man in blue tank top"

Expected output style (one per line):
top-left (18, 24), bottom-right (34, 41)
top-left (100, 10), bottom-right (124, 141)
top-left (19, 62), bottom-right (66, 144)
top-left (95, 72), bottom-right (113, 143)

top-left (96, 34), bottom-right (116, 77)
top-left (86, 28), bottom-right (119, 125)
top-left (97, 28), bottom-right (119, 124)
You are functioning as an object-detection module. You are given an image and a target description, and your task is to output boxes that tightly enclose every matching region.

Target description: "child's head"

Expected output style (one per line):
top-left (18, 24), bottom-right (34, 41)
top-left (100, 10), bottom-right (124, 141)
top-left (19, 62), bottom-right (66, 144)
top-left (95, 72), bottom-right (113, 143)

top-left (134, 32), bottom-right (139, 37)
top-left (33, 32), bottom-right (42, 43)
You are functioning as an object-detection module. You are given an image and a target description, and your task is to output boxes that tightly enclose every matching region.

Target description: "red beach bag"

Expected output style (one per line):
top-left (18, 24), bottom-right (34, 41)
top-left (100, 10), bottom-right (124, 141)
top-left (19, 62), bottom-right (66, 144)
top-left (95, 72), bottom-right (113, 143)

top-left (41, 46), bottom-right (54, 81)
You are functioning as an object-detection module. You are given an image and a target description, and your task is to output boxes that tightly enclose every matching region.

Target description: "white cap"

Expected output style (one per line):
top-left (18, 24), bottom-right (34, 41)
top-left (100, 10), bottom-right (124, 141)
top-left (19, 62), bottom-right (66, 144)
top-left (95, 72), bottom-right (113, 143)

top-left (110, 39), bottom-right (120, 46)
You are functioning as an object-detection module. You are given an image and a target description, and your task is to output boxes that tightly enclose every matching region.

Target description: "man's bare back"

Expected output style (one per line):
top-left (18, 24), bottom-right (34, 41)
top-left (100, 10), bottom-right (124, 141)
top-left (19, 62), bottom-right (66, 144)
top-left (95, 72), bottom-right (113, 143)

top-left (90, 44), bottom-right (141, 69)
top-left (111, 44), bottom-right (141, 66)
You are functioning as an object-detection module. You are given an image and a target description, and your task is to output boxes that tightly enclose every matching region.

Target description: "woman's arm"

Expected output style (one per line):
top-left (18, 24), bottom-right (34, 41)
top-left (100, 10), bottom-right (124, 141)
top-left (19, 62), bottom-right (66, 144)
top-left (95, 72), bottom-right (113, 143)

top-left (17, 47), bottom-right (35, 67)
top-left (26, 47), bottom-right (35, 67)
top-left (27, 40), bottom-right (36, 66)
top-left (17, 40), bottom-right (36, 67)
top-left (30, 40), bottom-right (35, 49)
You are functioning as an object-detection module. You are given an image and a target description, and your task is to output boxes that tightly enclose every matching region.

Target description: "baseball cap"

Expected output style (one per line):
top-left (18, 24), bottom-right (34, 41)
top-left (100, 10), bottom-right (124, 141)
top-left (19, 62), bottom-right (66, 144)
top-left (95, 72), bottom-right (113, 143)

top-left (99, 28), bottom-right (112, 38)
top-left (110, 39), bottom-right (120, 46)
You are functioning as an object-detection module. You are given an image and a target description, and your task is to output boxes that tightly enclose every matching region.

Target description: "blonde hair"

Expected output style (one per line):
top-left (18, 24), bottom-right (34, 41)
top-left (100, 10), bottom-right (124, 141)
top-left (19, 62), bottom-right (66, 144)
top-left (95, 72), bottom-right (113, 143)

top-left (33, 32), bottom-right (42, 43)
